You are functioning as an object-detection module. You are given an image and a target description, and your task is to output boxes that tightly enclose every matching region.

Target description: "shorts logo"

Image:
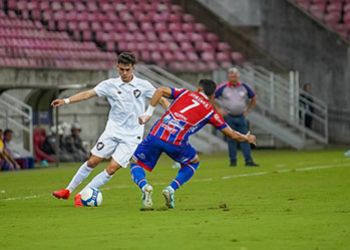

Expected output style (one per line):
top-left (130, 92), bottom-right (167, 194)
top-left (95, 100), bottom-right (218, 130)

top-left (133, 89), bottom-right (141, 98)
top-left (138, 153), bottom-right (146, 160)
top-left (96, 142), bottom-right (104, 151)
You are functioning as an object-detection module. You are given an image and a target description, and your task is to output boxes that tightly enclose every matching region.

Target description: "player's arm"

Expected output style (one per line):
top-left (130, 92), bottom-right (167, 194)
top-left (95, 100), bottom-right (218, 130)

top-left (139, 87), bottom-right (172, 124)
top-left (51, 89), bottom-right (97, 108)
top-left (159, 97), bottom-right (170, 109)
top-left (221, 127), bottom-right (256, 145)
top-left (244, 95), bottom-right (257, 116)
top-left (242, 83), bottom-right (257, 116)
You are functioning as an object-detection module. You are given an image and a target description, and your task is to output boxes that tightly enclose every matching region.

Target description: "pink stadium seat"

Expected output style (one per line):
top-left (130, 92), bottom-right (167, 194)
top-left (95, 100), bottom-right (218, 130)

top-left (2, 0), bottom-right (248, 71)
top-left (167, 41), bottom-right (179, 50)
top-left (327, 3), bottom-right (342, 12)
top-left (231, 52), bottom-right (245, 64)
top-left (217, 42), bottom-right (231, 51)
top-left (180, 42), bottom-right (194, 51)
top-left (344, 3), bottom-right (350, 13)
top-left (188, 33), bottom-right (204, 42)
top-left (310, 9), bottom-right (324, 19)
top-left (182, 23), bottom-right (194, 32)
top-left (141, 22), bottom-right (153, 32)
top-left (169, 23), bottom-right (182, 32)
top-left (217, 52), bottom-right (230, 61)
top-left (183, 14), bottom-right (195, 23)
top-left (163, 51), bottom-right (174, 61)
top-left (344, 13), bottom-right (350, 23)
top-left (194, 23), bottom-right (207, 33)
top-left (187, 52), bottom-right (199, 61)
top-left (155, 22), bottom-right (167, 32)
top-left (173, 31), bottom-right (189, 42)
top-left (201, 52), bottom-right (215, 61)
top-left (309, 3), bottom-right (326, 12)
top-left (195, 42), bottom-right (214, 52)
top-left (159, 32), bottom-right (173, 42)
top-left (205, 33), bottom-right (220, 43)
top-left (324, 13), bottom-right (340, 25)
top-left (174, 51), bottom-right (187, 61)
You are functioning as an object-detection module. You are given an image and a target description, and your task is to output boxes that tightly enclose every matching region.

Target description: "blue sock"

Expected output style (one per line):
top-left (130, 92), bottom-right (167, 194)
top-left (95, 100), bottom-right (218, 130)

top-left (130, 163), bottom-right (147, 190)
top-left (170, 162), bottom-right (200, 191)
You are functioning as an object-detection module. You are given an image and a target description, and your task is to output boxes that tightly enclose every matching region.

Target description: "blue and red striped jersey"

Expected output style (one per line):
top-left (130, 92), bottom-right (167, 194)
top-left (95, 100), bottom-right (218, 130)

top-left (149, 88), bottom-right (228, 145)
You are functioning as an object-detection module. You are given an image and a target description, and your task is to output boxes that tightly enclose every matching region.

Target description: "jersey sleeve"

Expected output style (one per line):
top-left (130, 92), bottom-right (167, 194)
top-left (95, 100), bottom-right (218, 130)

top-left (169, 88), bottom-right (187, 99)
top-left (242, 83), bottom-right (256, 98)
top-left (209, 110), bottom-right (228, 130)
top-left (143, 81), bottom-right (156, 99)
top-left (215, 83), bottom-right (227, 99)
top-left (93, 80), bottom-right (109, 97)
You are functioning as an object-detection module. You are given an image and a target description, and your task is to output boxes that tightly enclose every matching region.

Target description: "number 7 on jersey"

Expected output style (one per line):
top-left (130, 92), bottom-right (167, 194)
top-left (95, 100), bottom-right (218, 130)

top-left (179, 100), bottom-right (200, 114)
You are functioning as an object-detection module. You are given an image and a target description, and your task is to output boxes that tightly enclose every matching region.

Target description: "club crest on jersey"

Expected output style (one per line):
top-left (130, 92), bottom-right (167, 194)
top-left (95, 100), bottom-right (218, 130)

top-left (133, 89), bottom-right (141, 98)
top-left (96, 142), bottom-right (104, 151)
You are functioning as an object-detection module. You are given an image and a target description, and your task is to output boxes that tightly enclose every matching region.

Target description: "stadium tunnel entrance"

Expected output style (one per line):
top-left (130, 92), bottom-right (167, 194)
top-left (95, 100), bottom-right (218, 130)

top-left (0, 84), bottom-right (89, 166)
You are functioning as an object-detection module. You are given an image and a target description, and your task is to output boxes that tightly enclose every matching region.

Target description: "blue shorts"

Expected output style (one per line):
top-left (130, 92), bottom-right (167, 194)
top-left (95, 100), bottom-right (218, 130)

top-left (132, 135), bottom-right (197, 172)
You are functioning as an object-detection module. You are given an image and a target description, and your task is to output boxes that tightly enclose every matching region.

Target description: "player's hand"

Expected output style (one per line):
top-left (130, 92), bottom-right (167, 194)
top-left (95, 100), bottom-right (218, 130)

top-left (51, 99), bottom-right (64, 107)
top-left (246, 131), bottom-right (256, 145)
top-left (138, 115), bottom-right (151, 125)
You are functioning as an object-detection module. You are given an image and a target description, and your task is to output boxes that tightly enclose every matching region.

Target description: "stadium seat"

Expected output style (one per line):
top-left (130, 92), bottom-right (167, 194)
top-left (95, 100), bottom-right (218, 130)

top-left (2, 0), bottom-right (247, 71)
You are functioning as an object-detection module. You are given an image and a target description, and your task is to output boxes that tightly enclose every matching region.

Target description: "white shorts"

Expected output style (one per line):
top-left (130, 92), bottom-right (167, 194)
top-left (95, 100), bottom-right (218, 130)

top-left (90, 131), bottom-right (139, 168)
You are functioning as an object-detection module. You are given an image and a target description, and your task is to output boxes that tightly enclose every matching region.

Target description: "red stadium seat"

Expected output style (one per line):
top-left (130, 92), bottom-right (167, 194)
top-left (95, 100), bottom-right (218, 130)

top-left (1, 0), bottom-right (248, 71)
top-left (163, 51), bottom-right (174, 61)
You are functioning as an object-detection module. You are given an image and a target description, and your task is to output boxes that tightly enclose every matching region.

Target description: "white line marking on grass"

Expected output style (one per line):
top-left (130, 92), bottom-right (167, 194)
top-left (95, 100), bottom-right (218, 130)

top-left (221, 172), bottom-right (268, 180)
top-left (3, 195), bottom-right (42, 201)
top-left (1, 162), bottom-right (349, 202)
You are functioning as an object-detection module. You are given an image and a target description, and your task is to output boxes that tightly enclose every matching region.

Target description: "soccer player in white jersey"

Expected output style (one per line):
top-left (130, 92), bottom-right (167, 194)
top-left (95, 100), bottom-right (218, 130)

top-left (51, 52), bottom-right (169, 207)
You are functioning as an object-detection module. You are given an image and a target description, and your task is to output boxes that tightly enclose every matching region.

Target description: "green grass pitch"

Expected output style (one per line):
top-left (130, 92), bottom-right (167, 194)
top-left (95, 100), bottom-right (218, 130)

top-left (1, 149), bottom-right (350, 250)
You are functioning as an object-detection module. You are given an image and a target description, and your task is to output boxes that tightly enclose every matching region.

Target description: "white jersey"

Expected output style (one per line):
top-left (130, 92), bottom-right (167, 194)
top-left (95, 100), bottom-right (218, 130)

top-left (94, 75), bottom-right (156, 143)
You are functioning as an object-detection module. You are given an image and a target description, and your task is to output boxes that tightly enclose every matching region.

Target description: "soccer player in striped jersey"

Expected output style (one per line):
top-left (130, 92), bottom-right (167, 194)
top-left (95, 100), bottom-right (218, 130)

top-left (130, 79), bottom-right (256, 209)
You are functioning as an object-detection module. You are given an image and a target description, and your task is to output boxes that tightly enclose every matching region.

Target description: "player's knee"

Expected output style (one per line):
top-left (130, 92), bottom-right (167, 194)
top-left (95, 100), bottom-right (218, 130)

top-left (106, 160), bottom-right (121, 175)
top-left (87, 155), bottom-right (103, 168)
top-left (190, 155), bottom-right (200, 164)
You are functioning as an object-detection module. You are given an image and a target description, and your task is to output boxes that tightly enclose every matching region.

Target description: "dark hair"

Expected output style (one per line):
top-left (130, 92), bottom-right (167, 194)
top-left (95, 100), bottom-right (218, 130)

top-left (4, 129), bottom-right (13, 136)
top-left (117, 52), bottom-right (136, 65)
top-left (198, 79), bottom-right (217, 97)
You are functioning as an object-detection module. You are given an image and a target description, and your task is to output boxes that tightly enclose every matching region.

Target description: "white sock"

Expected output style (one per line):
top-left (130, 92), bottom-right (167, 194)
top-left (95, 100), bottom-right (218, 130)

top-left (81, 170), bottom-right (112, 193)
top-left (167, 186), bottom-right (175, 193)
top-left (66, 162), bottom-right (93, 193)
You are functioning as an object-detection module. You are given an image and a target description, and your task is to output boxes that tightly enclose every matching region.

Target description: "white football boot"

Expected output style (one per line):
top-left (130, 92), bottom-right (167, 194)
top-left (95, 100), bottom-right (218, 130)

top-left (162, 186), bottom-right (175, 208)
top-left (141, 184), bottom-right (153, 209)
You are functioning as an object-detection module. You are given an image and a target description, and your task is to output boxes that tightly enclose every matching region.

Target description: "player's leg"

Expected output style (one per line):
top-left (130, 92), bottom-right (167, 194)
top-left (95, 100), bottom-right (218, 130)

top-left (163, 144), bottom-right (199, 208)
top-left (224, 115), bottom-right (238, 166)
top-left (52, 155), bottom-right (103, 200)
top-left (238, 117), bottom-right (258, 166)
top-left (74, 140), bottom-right (138, 207)
top-left (52, 131), bottom-right (117, 200)
top-left (130, 136), bottom-right (162, 209)
top-left (74, 159), bottom-right (122, 207)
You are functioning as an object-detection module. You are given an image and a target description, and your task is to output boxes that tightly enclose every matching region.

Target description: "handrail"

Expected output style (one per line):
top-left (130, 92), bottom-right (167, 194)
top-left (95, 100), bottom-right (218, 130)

top-left (0, 93), bottom-right (33, 155)
top-left (236, 64), bottom-right (328, 144)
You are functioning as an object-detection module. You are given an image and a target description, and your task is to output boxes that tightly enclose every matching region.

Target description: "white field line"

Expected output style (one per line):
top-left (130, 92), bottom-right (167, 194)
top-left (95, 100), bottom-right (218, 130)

top-left (1, 162), bottom-right (349, 202)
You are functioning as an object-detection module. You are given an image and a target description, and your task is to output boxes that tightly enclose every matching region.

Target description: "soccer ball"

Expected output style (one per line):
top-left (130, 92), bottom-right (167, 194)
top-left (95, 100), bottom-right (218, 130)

top-left (80, 187), bottom-right (103, 207)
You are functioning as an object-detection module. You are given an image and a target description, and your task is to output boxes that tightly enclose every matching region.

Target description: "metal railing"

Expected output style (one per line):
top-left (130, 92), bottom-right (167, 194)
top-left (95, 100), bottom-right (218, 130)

top-left (232, 65), bottom-right (328, 144)
top-left (0, 93), bottom-right (33, 155)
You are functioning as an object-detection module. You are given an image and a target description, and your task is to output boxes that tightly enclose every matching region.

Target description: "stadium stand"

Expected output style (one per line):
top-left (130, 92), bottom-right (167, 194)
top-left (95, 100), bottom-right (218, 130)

top-left (2, 0), bottom-right (245, 72)
top-left (0, 9), bottom-right (115, 70)
top-left (294, 0), bottom-right (350, 40)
